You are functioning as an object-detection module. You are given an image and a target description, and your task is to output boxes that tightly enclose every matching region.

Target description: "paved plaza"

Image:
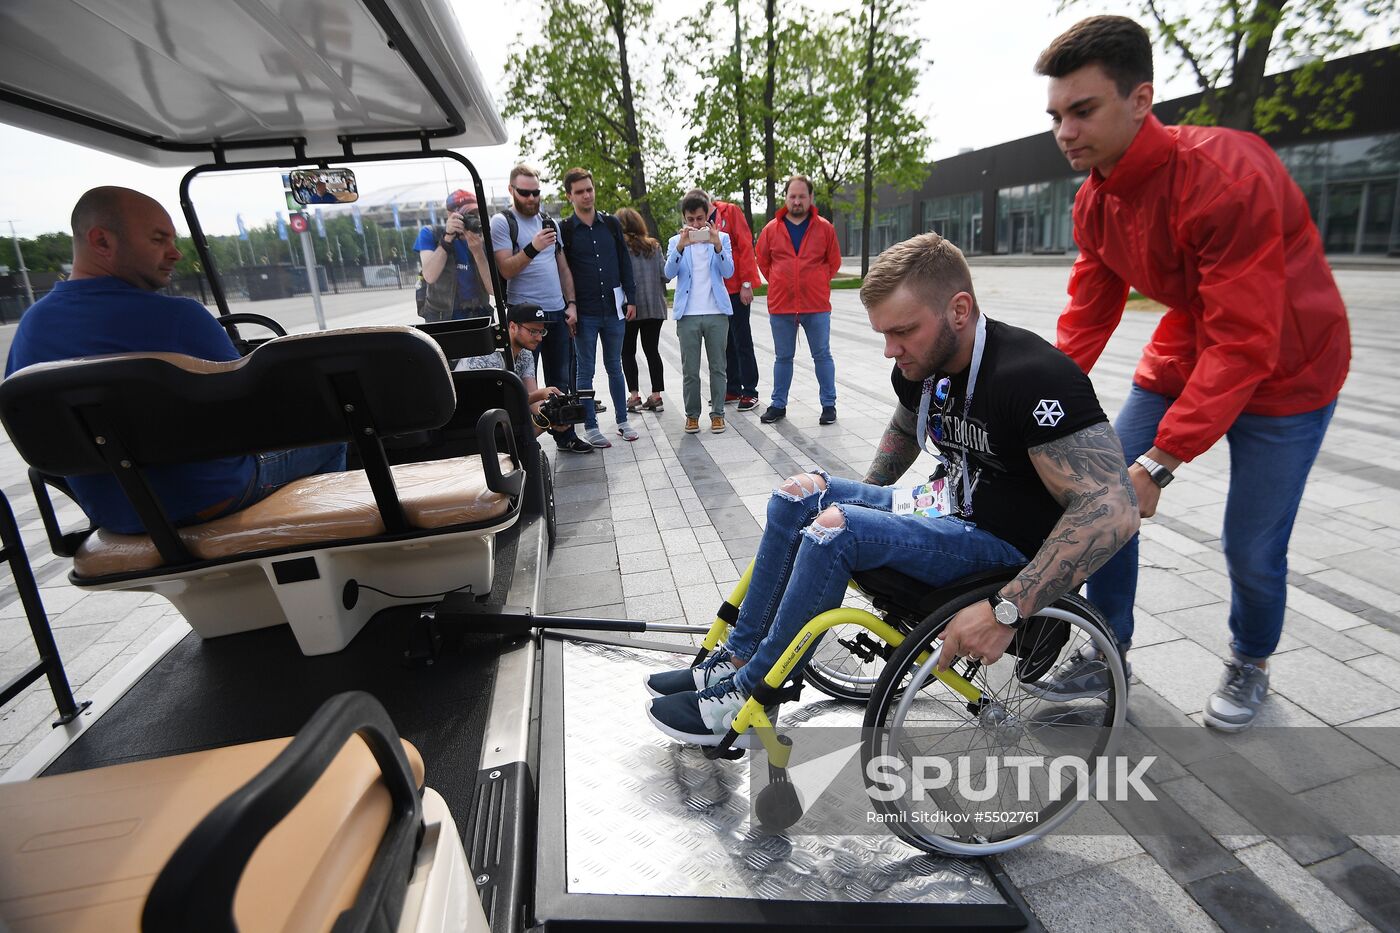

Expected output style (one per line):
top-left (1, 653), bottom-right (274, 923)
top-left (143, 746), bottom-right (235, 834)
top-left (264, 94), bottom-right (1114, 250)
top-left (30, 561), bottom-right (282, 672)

top-left (2, 263), bottom-right (1398, 930)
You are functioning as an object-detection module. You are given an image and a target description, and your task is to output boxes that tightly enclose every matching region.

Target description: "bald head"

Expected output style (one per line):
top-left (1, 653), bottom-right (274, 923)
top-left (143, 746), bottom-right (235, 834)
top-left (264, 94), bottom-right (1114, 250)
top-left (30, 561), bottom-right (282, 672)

top-left (70, 186), bottom-right (182, 290)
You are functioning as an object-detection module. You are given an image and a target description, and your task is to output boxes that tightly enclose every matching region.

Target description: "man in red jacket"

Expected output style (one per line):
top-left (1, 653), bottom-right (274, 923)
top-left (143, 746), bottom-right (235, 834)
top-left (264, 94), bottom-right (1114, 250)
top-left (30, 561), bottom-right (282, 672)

top-left (755, 175), bottom-right (844, 425)
top-left (705, 196), bottom-right (763, 412)
top-left (1034, 16), bottom-right (1350, 731)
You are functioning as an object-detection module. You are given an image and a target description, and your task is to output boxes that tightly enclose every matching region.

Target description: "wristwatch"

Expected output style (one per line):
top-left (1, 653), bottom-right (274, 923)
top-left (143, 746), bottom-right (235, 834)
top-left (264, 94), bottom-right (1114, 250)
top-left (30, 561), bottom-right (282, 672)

top-left (742, 281), bottom-right (752, 288)
top-left (1134, 454), bottom-right (1175, 488)
top-left (989, 594), bottom-right (1023, 630)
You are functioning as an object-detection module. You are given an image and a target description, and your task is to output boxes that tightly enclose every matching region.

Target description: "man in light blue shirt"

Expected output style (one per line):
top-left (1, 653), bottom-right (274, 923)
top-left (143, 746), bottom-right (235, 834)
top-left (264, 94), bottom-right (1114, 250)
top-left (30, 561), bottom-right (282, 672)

top-left (664, 190), bottom-right (734, 434)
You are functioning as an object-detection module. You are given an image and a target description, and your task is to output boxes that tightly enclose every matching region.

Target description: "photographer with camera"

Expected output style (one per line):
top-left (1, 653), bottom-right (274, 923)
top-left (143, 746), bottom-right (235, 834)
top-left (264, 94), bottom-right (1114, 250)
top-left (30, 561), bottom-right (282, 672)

top-left (415, 188), bottom-right (493, 322)
top-left (458, 303), bottom-right (592, 450)
top-left (664, 189), bottom-right (734, 435)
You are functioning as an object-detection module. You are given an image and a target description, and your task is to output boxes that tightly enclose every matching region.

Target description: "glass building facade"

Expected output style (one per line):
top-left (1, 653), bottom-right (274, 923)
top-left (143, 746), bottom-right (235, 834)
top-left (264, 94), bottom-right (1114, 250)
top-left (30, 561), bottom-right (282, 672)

top-left (920, 193), bottom-right (983, 255)
top-left (995, 175), bottom-right (1086, 254)
top-left (1277, 131), bottom-right (1400, 255)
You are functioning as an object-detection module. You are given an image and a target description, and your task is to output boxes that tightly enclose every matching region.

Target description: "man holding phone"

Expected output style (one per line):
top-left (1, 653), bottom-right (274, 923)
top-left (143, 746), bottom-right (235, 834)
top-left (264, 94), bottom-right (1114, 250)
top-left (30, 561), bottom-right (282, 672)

top-left (490, 165), bottom-right (591, 454)
top-left (664, 190), bottom-right (734, 434)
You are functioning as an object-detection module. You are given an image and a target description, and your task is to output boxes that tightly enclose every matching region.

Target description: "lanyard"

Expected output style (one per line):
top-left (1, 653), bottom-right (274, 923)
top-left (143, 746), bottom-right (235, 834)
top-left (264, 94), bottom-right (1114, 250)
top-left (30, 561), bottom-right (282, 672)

top-left (915, 313), bottom-right (987, 515)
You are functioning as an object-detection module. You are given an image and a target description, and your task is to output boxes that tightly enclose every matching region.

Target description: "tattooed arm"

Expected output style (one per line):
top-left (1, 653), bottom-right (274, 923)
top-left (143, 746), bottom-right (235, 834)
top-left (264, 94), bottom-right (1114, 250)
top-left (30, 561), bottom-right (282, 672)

top-left (863, 404), bottom-right (921, 485)
top-left (936, 421), bottom-right (1139, 669)
top-left (999, 421), bottom-right (1140, 616)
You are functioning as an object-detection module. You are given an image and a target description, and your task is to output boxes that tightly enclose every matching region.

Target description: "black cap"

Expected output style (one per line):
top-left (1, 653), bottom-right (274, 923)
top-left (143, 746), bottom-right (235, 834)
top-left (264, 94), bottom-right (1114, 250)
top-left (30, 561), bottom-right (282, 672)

top-left (506, 303), bottom-right (547, 326)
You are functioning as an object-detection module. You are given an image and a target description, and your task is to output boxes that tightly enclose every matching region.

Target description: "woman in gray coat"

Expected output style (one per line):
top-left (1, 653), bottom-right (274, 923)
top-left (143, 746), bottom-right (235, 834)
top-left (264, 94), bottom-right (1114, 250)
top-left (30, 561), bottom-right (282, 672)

top-left (617, 206), bottom-right (669, 413)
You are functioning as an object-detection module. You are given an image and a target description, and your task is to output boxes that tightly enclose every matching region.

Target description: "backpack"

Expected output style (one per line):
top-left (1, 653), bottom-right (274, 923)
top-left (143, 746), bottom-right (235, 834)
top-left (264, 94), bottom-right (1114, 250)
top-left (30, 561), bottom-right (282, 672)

top-left (558, 210), bottom-right (625, 258)
top-left (500, 209), bottom-right (562, 256)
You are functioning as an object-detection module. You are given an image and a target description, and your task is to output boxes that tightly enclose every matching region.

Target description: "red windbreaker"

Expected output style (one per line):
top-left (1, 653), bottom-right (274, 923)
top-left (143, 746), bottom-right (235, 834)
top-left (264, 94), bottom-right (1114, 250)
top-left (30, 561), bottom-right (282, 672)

top-left (756, 204), bottom-right (843, 315)
top-left (709, 200), bottom-right (761, 294)
top-left (1058, 115), bottom-right (1350, 462)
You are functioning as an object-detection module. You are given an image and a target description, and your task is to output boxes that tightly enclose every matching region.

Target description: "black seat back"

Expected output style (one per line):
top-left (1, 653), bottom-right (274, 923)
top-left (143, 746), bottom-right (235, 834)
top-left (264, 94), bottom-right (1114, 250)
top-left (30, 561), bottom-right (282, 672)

top-left (0, 326), bottom-right (456, 474)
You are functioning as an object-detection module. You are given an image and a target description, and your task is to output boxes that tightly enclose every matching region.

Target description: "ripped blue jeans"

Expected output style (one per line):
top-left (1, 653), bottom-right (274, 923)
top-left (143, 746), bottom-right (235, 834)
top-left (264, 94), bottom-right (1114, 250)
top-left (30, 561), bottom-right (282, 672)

top-left (728, 473), bottom-right (1025, 696)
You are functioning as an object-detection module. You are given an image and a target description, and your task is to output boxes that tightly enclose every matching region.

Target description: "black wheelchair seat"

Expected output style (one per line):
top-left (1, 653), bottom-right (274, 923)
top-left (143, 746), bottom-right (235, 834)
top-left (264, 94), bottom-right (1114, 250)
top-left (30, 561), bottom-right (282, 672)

top-left (849, 565), bottom-right (1072, 682)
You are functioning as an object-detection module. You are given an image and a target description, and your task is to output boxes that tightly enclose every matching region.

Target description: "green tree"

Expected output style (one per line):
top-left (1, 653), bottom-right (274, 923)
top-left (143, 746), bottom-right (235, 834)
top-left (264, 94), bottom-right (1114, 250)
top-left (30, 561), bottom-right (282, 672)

top-left (1, 232), bottom-right (74, 274)
top-left (854, 0), bottom-right (931, 273)
top-left (1077, 0), bottom-right (1398, 132)
top-left (502, 0), bottom-right (672, 234)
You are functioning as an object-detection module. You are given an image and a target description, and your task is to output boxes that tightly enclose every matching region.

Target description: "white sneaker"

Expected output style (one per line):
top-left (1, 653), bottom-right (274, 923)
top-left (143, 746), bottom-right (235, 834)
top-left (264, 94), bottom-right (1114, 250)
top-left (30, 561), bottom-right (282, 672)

top-left (584, 428), bottom-right (612, 448)
top-left (617, 422), bottom-right (639, 442)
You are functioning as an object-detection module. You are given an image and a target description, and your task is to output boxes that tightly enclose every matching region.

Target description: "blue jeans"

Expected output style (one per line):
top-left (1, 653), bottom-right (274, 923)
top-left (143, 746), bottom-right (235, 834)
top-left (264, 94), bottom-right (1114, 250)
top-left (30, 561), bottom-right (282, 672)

top-left (725, 294), bottom-right (759, 397)
top-left (1086, 384), bottom-right (1337, 661)
top-left (769, 312), bottom-right (836, 409)
top-left (575, 312), bottom-right (629, 429)
top-left (222, 442), bottom-right (347, 515)
top-left (536, 310), bottom-right (582, 447)
top-left (728, 474), bottom-right (1025, 695)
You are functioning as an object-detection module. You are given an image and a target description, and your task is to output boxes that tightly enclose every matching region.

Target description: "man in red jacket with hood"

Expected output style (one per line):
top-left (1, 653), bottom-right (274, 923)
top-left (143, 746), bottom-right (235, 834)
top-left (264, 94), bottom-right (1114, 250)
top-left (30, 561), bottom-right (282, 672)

top-left (1034, 16), bottom-right (1350, 731)
top-left (756, 174), bottom-right (844, 425)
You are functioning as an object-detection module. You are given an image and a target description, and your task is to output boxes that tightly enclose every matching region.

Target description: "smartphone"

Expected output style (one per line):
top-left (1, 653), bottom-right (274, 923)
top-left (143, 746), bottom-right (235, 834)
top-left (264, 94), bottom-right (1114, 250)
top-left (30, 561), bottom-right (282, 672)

top-left (686, 227), bottom-right (709, 244)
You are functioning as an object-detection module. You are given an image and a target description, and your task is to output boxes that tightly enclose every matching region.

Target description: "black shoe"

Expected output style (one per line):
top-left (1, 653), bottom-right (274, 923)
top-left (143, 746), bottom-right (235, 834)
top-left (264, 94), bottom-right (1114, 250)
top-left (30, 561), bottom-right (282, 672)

top-left (556, 436), bottom-right (595, 454)
top-left (594, 400), bottom-right (607, 413)
top-left (760, 406), bottom-right (786, 424)
top-left (737, 396), bottom-right (759, 412)
top-left (819, 405), bottom-right (837, 425)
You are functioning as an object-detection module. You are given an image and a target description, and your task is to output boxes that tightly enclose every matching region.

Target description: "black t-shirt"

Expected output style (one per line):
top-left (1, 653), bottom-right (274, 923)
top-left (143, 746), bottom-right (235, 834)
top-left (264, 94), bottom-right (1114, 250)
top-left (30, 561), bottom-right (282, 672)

top-left (891, 317), bottom-right (1107, 558)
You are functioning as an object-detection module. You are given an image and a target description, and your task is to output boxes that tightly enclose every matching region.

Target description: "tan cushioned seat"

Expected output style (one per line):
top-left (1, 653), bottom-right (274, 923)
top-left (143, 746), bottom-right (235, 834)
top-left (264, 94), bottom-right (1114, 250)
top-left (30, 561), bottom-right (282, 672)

top-left (74, 454), bottom-right (515, 578)
top-left (0, 736), bottom-right (425, 933)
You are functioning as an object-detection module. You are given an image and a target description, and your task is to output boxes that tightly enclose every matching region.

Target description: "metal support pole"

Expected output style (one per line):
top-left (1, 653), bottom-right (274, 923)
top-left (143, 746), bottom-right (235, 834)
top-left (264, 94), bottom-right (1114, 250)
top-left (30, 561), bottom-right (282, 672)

top-left (298, 230), bottom-right (327, 329)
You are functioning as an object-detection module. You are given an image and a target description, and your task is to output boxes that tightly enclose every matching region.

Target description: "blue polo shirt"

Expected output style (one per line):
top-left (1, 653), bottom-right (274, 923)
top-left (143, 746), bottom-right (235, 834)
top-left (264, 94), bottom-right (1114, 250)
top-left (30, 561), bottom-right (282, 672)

top-left (6, 277), bottom-right (254, 534)
top-left (561, 212), bottom-right (635, 316)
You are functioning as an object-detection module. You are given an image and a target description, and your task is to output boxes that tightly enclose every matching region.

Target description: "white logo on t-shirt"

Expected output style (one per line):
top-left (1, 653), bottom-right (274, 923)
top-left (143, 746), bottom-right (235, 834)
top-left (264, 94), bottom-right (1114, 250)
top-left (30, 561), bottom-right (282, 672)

top-left (1034, 399), bottom-right (1064, 427)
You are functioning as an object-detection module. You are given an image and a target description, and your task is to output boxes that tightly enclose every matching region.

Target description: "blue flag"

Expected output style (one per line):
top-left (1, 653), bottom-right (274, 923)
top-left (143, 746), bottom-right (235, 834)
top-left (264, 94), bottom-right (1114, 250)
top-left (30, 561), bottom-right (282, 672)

top-left (236, 213), bottom-right (249, 241)
top-left (276, 211), bottom-right (288, 241)
top-left (352, 205), bottom-right (364, 235)
top-left (391, 202), bottom-right (402, 231)
top-left (315, 208), bottom-right (326, 238)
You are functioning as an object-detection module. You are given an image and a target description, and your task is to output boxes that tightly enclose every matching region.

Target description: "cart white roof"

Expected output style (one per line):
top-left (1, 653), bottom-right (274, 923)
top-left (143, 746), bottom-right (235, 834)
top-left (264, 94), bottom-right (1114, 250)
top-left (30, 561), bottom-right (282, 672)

top-left (0, 0), bottom-right (507, 166)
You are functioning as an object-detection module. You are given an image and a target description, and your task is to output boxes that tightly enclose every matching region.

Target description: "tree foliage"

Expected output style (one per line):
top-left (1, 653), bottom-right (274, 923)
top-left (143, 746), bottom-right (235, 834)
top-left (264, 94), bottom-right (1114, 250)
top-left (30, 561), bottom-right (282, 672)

top-left (501, 0), bottom-right (678, 234)
top-left (679, 0), bottom-right (929, 240)
top-left (1070, 0), bottom-right (1398, 132)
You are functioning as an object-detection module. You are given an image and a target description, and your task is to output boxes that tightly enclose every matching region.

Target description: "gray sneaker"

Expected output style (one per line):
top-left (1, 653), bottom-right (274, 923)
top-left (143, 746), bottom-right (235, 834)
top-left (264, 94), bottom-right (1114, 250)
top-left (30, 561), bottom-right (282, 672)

top-left (1020, 645), bottom-right (1129, 701)
top-left (1203, 660), bottom-right (1269, 732)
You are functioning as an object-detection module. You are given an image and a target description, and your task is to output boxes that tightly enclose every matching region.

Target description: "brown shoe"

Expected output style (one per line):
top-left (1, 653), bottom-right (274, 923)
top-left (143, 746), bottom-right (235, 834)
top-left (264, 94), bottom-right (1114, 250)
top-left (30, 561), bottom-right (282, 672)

top-left (685, 416), bottom-right (701, 433)
top-left (642, 394), bottom-right (664, 412)
top-left (711, 416), bottom-right (726, 434)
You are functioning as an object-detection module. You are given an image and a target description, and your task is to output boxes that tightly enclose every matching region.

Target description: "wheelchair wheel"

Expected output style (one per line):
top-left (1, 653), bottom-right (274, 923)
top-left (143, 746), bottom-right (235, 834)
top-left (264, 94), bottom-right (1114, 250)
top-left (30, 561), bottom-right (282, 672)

top-left (860, 582), bottom-right (1125, 856)
top-left (540, 447), bottom-right (557, 553)
top-left (801, 586), bottom-right (899, 703)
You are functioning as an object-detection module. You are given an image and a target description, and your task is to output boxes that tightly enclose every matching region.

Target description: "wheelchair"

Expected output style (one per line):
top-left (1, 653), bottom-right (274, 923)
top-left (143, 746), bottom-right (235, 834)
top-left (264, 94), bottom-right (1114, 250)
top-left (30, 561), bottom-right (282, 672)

top-left (690, 559), bottom-right (1128, 856)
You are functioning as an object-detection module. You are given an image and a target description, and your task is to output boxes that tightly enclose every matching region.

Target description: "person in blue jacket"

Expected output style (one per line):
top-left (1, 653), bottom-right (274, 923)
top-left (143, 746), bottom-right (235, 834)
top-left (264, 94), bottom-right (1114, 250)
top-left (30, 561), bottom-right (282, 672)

top-left (664, 190), bottom-right (734, 434)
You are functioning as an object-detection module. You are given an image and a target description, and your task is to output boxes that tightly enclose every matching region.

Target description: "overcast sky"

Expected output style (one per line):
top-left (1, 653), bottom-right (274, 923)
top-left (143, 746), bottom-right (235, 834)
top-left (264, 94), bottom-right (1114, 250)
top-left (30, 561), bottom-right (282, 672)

top-left (1, 1), bottom-right (1393, 238)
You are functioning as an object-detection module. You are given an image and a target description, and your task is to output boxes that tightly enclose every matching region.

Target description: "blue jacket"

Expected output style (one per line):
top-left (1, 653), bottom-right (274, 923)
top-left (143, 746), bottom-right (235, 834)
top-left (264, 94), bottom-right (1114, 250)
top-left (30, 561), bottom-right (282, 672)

top-left (664, 231), bottom-right (734, 320)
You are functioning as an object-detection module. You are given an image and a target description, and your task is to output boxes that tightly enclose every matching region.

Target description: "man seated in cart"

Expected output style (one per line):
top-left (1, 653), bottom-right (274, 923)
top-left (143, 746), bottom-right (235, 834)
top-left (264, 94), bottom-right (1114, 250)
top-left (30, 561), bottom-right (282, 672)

top-left (5, 186), bottom-right (345, 536)
top-left (646, 231), bottom-right (1141, 746)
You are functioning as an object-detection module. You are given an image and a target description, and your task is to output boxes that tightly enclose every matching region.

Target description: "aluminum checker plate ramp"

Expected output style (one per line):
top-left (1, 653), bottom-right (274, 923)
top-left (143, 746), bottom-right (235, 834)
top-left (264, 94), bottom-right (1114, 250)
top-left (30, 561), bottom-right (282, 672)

top-left (560, 638), bottom-right (1006, 905)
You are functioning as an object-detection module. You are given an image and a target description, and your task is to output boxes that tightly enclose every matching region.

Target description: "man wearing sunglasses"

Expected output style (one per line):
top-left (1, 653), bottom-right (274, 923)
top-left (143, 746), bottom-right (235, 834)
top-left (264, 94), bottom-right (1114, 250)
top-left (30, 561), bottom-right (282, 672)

top-left (490, 165), bottom-right (591, 454)
top-left (647, 232), bottom-right (1140, 748)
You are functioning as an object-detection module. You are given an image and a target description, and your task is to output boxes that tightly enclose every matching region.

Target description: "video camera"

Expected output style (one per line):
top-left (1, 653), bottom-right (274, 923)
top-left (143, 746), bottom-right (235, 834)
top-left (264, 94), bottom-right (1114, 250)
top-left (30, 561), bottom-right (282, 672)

top-left (529, 325), bottom-right (593, 430)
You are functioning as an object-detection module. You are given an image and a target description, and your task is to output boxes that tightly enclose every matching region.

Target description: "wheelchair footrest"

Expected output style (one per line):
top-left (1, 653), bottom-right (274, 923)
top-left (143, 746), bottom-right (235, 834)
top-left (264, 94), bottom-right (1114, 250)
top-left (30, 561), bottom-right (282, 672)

top-left (750, 680), bottom-right (804, 707)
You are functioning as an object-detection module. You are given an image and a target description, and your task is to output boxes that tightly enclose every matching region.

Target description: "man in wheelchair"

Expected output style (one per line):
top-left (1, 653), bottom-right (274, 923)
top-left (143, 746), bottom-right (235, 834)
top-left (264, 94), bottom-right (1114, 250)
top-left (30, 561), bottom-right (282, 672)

top-left (647, 232), bottom-right (1141, 746)
top-left (5, 186), bottom-right (345, 534)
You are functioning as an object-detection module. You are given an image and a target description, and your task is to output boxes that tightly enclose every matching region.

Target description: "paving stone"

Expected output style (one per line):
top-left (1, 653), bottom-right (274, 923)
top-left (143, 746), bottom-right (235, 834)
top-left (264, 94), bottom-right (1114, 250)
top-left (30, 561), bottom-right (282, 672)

top-left (555, 518), bottom-right (615, 547)
top-left (659, 527), bottom-right (701, 556)
top-left (551, 479), bottom-right (609, 505)
top-left (1155, 604), bottom-right (1303, 659)
top-left (548, 542), bottom-right (618, 577)
top-left (1279, 611), bottom-right (1374, 662)
top-left (1287, 583), bottom-right (1380, 631)
top-left (616, 531), bottom-right (663, 556)
top-left (1134, 567), bottom-right (1220, 617)
top-left (1307, 847), bottom-right (1400, 932)
top-left (556, 497), bottom-right (611, 523)
top-left (998, 824), bottom-right (1144, 889)
top-left (619, 549), bottom-right (672, 574)
top-left (1352, 835), bottom-right (1400, 878)
top-left (1131, 638), bottom-right (1230, 716)
top-left (1268, 648), bottom-right (1400, 725)
top-left (620, 568), bottom-right (677, 598)
top-left (623, 591), bottom-right (684, 624)
top-left (1023, 853), bottom-right (1220, 933)
top-left (1185, 866), bottom-right (1315, 933)
top-left (543, 571), bottom-right (622, 614)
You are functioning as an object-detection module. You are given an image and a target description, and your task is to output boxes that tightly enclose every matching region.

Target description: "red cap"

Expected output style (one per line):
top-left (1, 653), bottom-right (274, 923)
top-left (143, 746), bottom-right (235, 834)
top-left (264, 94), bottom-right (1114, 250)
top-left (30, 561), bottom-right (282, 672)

top-left (446, 188), bottom-right (476, 210)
